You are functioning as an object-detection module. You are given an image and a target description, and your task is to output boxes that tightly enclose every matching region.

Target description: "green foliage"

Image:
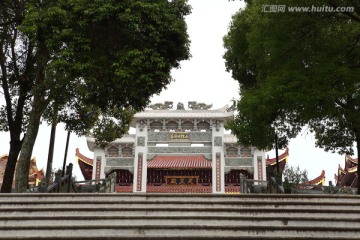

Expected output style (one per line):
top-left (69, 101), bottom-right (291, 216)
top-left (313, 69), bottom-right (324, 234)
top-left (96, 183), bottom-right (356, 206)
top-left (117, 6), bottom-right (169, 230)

top-left (223, 0), bottom-right (360, 156)
top-left (2, 0), bottom-right (191, 138)
top-left (23, 0), bottom-right (192, 143)
top-left (283, 165), bottom-right (309, 185)
top-left (338, 186), bottom-right (354, 194)
top-left (1, 0), bottom-right (191, 192)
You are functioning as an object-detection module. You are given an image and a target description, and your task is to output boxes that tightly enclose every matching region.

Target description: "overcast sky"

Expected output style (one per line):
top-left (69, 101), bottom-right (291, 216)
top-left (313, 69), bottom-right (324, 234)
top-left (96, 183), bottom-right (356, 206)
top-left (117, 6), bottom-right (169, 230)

top-left (0, 0), bottom-right (346, 183)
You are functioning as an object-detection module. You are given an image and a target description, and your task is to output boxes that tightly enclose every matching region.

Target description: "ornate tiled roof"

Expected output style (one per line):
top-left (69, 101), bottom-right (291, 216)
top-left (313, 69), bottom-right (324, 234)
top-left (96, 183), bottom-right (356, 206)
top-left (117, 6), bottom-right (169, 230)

top-left (223, 134), bottom-right (238, 143)
top-left (133, 105), bottom-right (234, 120)
top-left (346, 155), bottom-right (358, 164)
top-left (335, 154), bottom-right (358, 187)
top-left (0, 154), bottom-right (44, 187)
top-left (266, 148), bottom-right (289, 166)
top-left (302, 170), bottom-right (326, 185)
top-left (75, 148), bottom-right (93, 181)
top-left (86, 135), bottom-right (135, 151)
top-left (148, 155), bottom-right (212, 169)
top-left (75, 148), bottom-right (93, 166)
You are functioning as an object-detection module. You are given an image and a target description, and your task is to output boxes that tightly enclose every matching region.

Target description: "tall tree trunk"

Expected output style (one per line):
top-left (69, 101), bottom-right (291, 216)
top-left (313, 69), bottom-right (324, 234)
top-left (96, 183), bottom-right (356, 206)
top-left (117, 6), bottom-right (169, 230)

top-left (15, 107), bottom-right (42, 192)
top-left (46, 114), bottom-right (57, 185)
top-left (1, 140), bottom-right (22, 192)
top-left (357, 139), bottom-right (360, 195)
top-left (14, 31), bottom-right (49, 192)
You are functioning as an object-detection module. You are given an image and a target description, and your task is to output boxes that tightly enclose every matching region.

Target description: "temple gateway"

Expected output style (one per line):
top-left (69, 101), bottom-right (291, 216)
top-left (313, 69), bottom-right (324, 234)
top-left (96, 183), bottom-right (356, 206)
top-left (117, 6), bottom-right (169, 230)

top-left (81, 102), bottom-right (267, 193)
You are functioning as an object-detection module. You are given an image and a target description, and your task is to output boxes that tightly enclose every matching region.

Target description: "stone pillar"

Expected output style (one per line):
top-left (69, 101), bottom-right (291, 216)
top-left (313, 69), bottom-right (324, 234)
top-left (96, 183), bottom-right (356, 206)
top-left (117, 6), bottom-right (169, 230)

top-left (178, 119), bottom-right (182, 131)
top-left (253, 149), bottom-right (266, 182)
top-left (133, 120), bottom-right (148, 192)
top-left (93, 147), bottom-right (106, 180)
top-left (212, 120), bottom-right (225, 193)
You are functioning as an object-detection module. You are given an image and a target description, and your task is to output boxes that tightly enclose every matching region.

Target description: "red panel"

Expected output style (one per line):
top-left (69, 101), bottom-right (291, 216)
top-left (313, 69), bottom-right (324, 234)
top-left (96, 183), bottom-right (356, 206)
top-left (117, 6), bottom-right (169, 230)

top-left (148, 156), bottom-right (212, 169)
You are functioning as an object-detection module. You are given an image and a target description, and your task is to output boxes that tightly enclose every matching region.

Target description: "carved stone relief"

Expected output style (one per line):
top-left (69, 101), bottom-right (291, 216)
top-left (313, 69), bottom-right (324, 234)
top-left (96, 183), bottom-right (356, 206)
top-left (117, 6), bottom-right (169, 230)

top-left (147, 147), bottom-right (212, 154)
top-left (225, 158), bottom-right (252, 166)
top-left (106, 158), bottom-right (134, 167)
top-left (148, 132), bottom-right (212, 142)
top-left (148, 132), bottom-right (169, 141)
top-left (138, 121), bottom-right (145, 131)
top-left (225, 146), bottom-right (239, 157)
top-left (189, 132), bottom-right (212, 142)
top-left (188, 101), bottom-right (212, 110)
top-left (148, 101), bottom-right (173, 110)
top-left (137, 137), bottom-right (145, 146)
top-left (225, 166), bottom-right (254, 174)
top-left (121, 145), bottom-right (134, 157)
top-left (105, 145), bottom-right (119, 157)
top-left (214, 137), bottom-right (222, 146)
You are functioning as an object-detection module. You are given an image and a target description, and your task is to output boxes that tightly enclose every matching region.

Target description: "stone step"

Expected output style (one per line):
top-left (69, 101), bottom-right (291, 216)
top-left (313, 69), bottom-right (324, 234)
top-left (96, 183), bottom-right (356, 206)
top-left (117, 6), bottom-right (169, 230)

top-left (0, 193), bottom-right (359, 239)
top-left (0, 216), bottom-right (358, 228)
top-left (1, 225), bottom-right (360, 239)
top-left (2, 197), bottom-right (360, 204)
top-left (2, 193), bottom-right (360, 203)
top-left (2, 203), bottom-right (360, 211)
top-left (1, 209), bottom-right (359, 218)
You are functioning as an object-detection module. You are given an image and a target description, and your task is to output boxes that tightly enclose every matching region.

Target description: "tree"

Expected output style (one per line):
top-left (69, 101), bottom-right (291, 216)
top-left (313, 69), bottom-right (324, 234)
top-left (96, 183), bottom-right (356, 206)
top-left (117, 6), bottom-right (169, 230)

top-left (283, 165), bottom-right (309, 185)
top-left (223, 0), bottom-right (360, 192)
top-left (1, 0), bottom-right (191, 192)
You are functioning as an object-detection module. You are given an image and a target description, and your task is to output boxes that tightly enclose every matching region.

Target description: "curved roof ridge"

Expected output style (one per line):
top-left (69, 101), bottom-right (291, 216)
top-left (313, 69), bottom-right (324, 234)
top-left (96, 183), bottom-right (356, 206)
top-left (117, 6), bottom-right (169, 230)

top-left (266, 148), bottom-right (289, 166)
top-left (75, 148), bottom-right (93, 166)
top-left (346, 154), bottom-right (358, 164)
top-left (302, 170), bottom-right (325, 185)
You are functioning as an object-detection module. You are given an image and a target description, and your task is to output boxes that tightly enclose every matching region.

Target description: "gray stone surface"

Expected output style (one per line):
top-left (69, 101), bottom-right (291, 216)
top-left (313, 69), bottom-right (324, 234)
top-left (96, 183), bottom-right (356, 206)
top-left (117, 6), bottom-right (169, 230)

top-left (1, 194), bottom-right (360, 239)
top-left (225, 158), bottom-right (253, 166)
top-left (148, 146), bottom-right (212, 154)
top-left (148, 132), bottom-right (170, 141)
top-left (190, 132), bottom-right (212, 142)
top-left (147, 132), bottom-right (212, 142)
top-left (137, 137), bottom-right (145, 146)
top-left (214, 137), bottom-right (222, 146)
top-left (106, 158), bottom-right (134, 166)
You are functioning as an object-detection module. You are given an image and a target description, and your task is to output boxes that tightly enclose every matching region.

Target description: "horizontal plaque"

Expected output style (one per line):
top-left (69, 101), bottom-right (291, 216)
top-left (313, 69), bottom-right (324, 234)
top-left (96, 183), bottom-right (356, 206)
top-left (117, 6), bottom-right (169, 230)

top-left (170, 132), bottom-right (189, 140)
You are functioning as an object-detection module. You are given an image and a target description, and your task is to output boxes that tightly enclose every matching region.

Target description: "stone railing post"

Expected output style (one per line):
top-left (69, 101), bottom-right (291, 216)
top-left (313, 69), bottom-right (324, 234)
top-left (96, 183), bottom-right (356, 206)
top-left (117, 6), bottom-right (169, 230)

top-left (55, 170), bottom-right (62, 193)
top-left (38, 177), bottom-right (48, 193)
top-left (240, 173), bottom-right (247, 194)
top-left (66, 163), bottom-right (73, 193)
top-left (110, 172), bottom-right (116, 193)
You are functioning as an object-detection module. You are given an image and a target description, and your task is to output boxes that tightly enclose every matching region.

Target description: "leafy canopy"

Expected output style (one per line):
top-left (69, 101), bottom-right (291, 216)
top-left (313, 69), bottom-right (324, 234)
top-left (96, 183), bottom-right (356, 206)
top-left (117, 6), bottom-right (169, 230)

top-left (283, 165), bottom-right (309, 185)
top-left (224, 0), bottom-right (360, 155)
top-left (11, 0), bottom-right (191, 144)
top-left (1, 0), bottom-right (191, 192)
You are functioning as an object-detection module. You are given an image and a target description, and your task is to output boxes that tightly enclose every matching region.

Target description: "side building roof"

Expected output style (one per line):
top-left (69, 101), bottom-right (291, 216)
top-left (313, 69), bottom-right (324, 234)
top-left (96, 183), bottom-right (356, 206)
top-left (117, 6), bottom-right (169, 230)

top-left (335, 154), bottom-right (358, 188)
top-left (86, 135), bottom-right (136, 152)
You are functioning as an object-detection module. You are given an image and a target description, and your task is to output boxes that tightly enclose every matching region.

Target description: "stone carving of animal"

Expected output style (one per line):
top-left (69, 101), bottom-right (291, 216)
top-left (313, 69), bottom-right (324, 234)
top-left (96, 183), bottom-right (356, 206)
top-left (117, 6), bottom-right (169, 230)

top-left (148, 101), bottom-right (173, 110)
top-left (188, 101), bottom-right (212, 110)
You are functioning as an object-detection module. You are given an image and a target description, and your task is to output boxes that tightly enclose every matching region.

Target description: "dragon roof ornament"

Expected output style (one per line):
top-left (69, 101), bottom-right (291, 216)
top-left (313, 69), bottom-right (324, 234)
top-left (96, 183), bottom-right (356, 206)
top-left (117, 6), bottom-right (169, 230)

top-left (188, 101), bottom-right (212, 110)
top-left (148, 101), bottom-right (173, 110)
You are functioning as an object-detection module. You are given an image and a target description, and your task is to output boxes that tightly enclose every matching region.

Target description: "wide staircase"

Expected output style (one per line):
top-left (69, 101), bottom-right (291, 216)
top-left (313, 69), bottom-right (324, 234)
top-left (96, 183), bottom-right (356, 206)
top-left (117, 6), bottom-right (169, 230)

top-left (0, 193), bottom-right (360, 239)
